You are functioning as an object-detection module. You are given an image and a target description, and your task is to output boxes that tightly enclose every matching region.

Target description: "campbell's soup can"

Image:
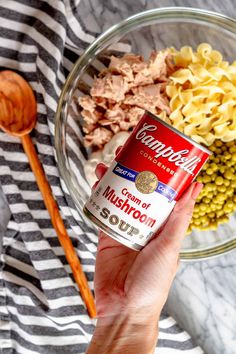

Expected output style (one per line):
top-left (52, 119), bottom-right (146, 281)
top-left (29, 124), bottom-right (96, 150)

top-left (83, 111), bottom-right (211, 251)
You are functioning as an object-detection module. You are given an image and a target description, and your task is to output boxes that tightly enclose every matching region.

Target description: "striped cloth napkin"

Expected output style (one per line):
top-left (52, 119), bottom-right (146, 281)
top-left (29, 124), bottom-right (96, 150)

top-left (0, 1), bottom-right (204, 353)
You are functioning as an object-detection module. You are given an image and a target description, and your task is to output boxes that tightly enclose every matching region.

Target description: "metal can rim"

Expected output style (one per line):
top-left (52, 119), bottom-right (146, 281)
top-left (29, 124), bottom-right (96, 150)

top-left (145, 111), bottom-right (212, 156)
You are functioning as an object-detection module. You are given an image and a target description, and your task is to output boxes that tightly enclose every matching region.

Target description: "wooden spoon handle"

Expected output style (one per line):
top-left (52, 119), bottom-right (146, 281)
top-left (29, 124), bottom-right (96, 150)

top-left (21, 134), bottom-right (96, 318)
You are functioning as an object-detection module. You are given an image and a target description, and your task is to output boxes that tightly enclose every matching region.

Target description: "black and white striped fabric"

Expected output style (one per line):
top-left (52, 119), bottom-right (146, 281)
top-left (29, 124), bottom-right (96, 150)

top-left (0, 1), bottom-right (204, 353)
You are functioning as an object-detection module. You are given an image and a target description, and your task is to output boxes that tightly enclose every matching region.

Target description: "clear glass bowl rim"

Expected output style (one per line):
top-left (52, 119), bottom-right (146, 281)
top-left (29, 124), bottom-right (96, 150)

top-left (55, 7), bottom-right (236, 261)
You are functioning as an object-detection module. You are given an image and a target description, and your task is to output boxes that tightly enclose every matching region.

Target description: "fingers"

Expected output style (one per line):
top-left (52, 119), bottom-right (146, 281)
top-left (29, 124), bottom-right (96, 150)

top-left (157, 182), bottom-right (203, 252)
top-left (97, 230), bottom-right (128, 252)
top-left (115, 146), bottom-right (123, 155)
top-left (95, 163), bottom-right (107, 179)
top-left (92, 163), bottom-right (107, 190)
top-left (94, 146), bottom-right (122, 180)
top-left (92, 180), bottom-right (99, 191)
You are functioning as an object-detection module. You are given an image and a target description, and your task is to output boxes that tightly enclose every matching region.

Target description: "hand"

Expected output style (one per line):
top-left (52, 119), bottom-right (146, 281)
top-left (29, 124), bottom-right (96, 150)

top-left (86, 161), bottom-right (202, 354)
top-left (93, 162), bottom-right (203, 319)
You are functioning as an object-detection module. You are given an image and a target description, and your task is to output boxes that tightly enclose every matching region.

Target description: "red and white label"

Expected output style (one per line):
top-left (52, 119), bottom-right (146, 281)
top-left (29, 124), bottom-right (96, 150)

top-left (84, 112), bottom-right (210, 249)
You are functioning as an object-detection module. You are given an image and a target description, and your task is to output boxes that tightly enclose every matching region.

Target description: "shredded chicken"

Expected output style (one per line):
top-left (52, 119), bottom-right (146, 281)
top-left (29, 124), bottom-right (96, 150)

top-left (93, 97), bottom-right (108, 109)
top-left (125, 84), bottom-right (170, 114)
top-left (126, 106), bottom-right (145, 126)
top-left (79, 50), bottom-right (176, 149)
top-left (109, 55), bottom-right (134, 82)
top-left (105, 105), bottom-right (126, 123)
top-left (133, 68), bottom-right (154, 87)
top-left (148, 51), bottom-right (169, 80)
top-left (84, 127), bottom-right (113, 149)
top-left (91, 74), bottom-right (129, 102)
top-left (80, 109), bottom-right (102, 126)
top-left (78, 96), bottom-right (95, 112)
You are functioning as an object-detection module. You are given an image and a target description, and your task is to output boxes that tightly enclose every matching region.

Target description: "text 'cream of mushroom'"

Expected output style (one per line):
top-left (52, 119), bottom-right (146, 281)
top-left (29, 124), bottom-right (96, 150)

top-left (83, 111), bottom-right (211, 250)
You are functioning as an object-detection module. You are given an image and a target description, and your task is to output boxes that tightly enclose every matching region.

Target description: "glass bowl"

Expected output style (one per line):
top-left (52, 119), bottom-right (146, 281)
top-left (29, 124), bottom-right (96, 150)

top-left (55, 7), bottom-right (236, 261)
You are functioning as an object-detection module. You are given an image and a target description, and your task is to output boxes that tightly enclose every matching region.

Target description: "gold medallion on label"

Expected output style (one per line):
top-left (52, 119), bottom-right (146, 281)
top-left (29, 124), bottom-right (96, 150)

top-left (135, 171), bottom-right (158, 194)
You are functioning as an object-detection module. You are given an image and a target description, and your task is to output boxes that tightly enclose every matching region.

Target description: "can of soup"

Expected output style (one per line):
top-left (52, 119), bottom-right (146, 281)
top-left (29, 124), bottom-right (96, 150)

top-left (83, 111), bottom-right (211, 250)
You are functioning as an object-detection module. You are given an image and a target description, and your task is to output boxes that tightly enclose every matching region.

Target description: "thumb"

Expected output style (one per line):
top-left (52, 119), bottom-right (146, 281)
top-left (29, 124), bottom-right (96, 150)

top-left (154, 182), bottom-right (203, 252)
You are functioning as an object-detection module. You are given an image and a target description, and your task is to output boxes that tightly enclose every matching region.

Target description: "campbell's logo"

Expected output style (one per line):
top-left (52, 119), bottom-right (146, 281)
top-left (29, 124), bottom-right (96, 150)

top-left (135, 123), bottom-right (201, 175)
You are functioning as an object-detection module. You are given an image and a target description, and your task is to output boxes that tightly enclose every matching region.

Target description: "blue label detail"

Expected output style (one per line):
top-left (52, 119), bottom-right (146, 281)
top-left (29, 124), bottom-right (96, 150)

top-left (155, 181), bottom-right (177, 202)
top-left (113, 163), bottom-right (138, 182)
top-left (113, 163), bottom-right (177, 202)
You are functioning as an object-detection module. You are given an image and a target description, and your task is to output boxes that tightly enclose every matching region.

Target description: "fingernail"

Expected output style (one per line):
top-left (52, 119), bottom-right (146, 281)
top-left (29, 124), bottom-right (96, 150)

top-left (97, 162), bottom-right (105, 169)
top-left (115, 145), bottom-right (123, 156)
top-left (92, 180), bottom-right (99, 191)
top-left (191, 182), bottom-right (203, 200)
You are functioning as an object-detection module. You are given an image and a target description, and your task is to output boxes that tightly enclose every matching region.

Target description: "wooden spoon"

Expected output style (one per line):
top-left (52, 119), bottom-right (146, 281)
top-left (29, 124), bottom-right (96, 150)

top-left (0, 70), bottom-right (96, 318)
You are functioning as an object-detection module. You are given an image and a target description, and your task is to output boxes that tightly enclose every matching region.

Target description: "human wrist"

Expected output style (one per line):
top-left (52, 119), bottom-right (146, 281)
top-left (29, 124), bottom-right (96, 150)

top-left (97, 305), bottom-right (160, 326)
top-left (86, 309), bottom-right (159, 354)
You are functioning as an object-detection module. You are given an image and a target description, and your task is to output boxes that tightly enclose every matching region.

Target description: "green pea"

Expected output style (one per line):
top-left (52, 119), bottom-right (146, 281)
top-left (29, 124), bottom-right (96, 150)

top-left (206, 168), bottom-right (214, 175)
top-left (216, 204), bottom-right (222, 210)
top-left (219, 199), bottom-right (225, 204)
top-left (223, 205), bottom-right (232, 213)
top-left (226, 187), bottom-right (234, 196)
top-left (209, 222), bottom-right (217, 230)
top-left (227, 141), bottom-right (235, 147)
top-left (216, 210), bottom-right (224, 217)
top-left (216, 192), bottom-right (226, 201)
top-left (215, 140), bottom-right (223, 147)
top-left (201, 215), bottom-right (208, 224)
top-left (220, 166), bottom-right (226, 174)
top-left (224, 169), bottom-right (234, 180)
top-left (218, 217), bottom-right (229, 224)
top-left (232, 152), bottom-right (236, 162)
top-left (211, 163), bottom-right (218, 172)
top-left (226, 160), bottom-right (234, 167)
top-left (224, 179), bottom-right (230, 186)
top-left (218, 185), bottom-right (226, 192)
top-left (215, 148), bottom-right (222, 155)
top-left (199, 225), bottom-right (211, 231)
top-left (229, 148), bottom-right (236, 156)
top-left (225, 200), bottom-right (234, 208)
top-left (211, 173), bottom-right (217, 181)
top-left (231, 180), bottom-right (236, 188)
top-left (192, 138), bottom-right (236, 232)
top-left (199, 211), bottom-right (206, 216)
top-left (224, 153), bottom-right (232, 160)
top-left (215, 176), bottom-right (224, 185)
top-left (203, 175), bottom-right (211, 183)
top-left (200, 204), bottom-right (207, 211)
top-left (196, 176), bottom-right (203, 183)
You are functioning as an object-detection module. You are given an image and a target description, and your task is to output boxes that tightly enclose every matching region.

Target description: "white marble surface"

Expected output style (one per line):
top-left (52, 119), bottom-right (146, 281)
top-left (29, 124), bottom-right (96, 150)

top-left (165, 252), bottom-right (236, 354)
top-left (0, 1), bottom-right (236, 354)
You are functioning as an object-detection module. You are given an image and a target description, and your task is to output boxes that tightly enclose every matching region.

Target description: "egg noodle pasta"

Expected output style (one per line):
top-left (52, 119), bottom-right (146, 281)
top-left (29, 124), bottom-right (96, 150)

top-left (167, 43), bottom-right (236, 145)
